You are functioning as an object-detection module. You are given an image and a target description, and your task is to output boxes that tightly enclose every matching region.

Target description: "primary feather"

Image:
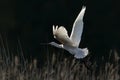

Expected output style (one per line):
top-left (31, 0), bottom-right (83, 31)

top-left (52, 26), bottom-right (73, 46)
top-left (55, 26), bottom-right (68, 37)
top-left (70, 6), bottom-right (86, 47)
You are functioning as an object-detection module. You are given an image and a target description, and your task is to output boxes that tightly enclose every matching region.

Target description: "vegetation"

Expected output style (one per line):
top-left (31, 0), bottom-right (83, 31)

top-left (0, 34), bottom-right (119, 80)
top-left (0, 49), bottom-right (119, 80)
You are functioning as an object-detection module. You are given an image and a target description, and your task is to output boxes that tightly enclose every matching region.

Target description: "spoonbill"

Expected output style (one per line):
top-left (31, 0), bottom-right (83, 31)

top-left (49, 6), bottom-right (89, 59)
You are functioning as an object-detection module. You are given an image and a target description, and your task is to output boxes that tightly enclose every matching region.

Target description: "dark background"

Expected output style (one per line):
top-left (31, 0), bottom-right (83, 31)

top-left (0, 0), bottom-right (120, 64)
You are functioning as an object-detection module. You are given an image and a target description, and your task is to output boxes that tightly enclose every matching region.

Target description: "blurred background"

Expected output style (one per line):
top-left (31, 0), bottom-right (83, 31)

top-left (0, 0), bottom-right (120, 64)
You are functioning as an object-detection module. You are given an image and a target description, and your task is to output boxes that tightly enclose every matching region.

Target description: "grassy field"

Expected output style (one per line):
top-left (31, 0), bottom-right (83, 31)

top-left (0, 35), bottom-right (119, 80)
top-left (0, 49), bottom-right (120, 80)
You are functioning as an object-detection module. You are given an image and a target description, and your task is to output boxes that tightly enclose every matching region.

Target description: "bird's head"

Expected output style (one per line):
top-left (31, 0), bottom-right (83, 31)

top-left (49, 42), bottom-right (63, 48)
top-left (49, 42), bottom-right (56, 45)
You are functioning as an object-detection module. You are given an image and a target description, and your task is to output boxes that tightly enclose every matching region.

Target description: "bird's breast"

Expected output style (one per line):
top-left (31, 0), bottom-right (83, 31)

top-left (55, 34), bottom-right (74, 46)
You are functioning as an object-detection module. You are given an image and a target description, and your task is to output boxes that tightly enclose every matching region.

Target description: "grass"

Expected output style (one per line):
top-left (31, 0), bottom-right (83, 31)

top-left (0, 34), bottom-right (119, 80)
top-left (0, 49), bottom-right (120, 80)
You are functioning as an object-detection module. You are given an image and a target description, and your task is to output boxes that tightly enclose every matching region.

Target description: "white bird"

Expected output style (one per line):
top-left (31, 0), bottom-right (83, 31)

top-left (49, 6), bottom-right (88, 59)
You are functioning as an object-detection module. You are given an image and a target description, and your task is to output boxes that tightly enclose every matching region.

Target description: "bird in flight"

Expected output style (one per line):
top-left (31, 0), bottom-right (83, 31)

top-left (49, 6), bottom-right (89, 59)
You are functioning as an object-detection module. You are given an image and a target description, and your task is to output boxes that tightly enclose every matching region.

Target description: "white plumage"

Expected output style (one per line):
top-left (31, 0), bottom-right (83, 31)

top-left (49, 6), bottom-right (88, 59)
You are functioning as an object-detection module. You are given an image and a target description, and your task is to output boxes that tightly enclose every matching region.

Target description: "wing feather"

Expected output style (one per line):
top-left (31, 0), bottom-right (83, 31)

top-left (53, 26), bottom-right (73, 45)
top-left (56, 26), bottom-right (68, 36)
top-left (70, 6), bottom-right (86, 47)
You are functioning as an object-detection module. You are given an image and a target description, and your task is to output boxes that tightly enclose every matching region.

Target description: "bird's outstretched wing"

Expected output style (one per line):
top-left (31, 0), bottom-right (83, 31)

top-left (70, 6), bottom-right (86, 47)
top-left (53, 25), bottom-right (58, 36)
top-left (52, 26), bottom-right (73, 45)
top-left (54, 26), bottom-right (69, 37)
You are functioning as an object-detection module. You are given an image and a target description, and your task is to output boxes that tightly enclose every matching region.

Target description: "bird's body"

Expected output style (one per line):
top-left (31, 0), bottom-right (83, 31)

top-left (49, 6), bottom-right (89, 59)
top-left (50, 42), bottom-right (88, 59)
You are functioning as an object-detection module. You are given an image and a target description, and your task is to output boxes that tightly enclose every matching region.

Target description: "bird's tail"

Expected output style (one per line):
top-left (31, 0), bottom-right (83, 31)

top-left (81, 48), bottom-right (89, 57)
top-left (74, 48), bottom-right (89, 59)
